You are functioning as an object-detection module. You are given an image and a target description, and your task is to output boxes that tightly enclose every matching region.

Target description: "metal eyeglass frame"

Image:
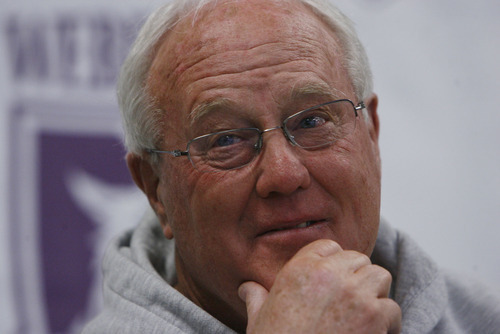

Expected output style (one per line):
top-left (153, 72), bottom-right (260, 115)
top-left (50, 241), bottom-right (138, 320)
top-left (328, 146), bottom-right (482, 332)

top-left (146, 99), bottom-right (366, 171)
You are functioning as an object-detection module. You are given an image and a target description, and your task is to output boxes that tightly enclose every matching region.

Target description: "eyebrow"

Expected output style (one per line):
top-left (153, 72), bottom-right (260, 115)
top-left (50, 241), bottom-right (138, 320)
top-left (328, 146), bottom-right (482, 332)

top-left (290, 82), bottom-right (347, 101)
top-left (189, 97), bottom-right (233, 127)
top-left (188, 82), bottom-right (348, 126)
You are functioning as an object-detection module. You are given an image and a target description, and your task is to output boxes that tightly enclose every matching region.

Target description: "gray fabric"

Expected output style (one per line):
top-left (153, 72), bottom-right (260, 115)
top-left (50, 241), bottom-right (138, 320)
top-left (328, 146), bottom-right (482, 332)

top-left (83, 209), bottom-right (236, 334)
top-left (83, 209), bottom-right (500, 333)
top-left (372, 222), bottom-right (500, 334)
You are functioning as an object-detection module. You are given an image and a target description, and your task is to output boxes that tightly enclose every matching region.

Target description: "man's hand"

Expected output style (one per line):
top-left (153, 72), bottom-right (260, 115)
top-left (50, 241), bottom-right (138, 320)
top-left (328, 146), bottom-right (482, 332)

top-left (238, 240), bottom-right (402, 333)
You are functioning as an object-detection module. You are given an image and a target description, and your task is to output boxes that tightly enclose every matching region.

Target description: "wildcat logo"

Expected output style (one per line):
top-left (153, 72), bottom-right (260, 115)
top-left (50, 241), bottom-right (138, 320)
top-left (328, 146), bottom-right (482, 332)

top-left (8, 100), bottom-right (146, 334)
top-left (5, 11), bottom-right (147, 334)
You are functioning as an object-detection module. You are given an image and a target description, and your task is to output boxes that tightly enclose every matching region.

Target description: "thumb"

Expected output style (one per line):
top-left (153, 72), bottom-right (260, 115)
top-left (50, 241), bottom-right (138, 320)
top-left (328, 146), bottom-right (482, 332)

top-left (238, 281), bottom-right (269, 329)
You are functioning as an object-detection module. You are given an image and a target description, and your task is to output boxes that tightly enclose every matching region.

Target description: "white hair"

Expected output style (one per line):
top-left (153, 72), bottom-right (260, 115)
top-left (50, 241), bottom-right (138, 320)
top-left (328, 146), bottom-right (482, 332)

top-left (117, 0), bottom-right (373, 154)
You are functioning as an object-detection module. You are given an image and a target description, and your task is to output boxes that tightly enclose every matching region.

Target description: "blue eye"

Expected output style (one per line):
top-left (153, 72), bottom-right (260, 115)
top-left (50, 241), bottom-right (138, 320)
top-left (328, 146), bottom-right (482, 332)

top-left (215, 134), bottom-right (242, 147)
top-left (299, 115), bottom-right (326, 128)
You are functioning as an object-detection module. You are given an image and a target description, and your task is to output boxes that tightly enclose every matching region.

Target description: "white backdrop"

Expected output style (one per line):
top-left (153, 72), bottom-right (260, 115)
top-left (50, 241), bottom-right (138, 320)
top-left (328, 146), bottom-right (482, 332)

top-left (1, 0), bottom-right (499, 333)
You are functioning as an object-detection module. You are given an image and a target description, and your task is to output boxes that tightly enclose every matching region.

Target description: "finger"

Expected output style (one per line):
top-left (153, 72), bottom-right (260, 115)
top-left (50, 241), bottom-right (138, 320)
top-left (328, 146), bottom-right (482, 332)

top-left (355, 264), bottom-right (393, 298)
top-left (238, 281), bottom-right (269, 328)
top-left (332, 250), bottom-right (372, 273)
top-left (379, 298), bottom-right (402, 334)
top-left (293, 239), bottom-right (343, 260)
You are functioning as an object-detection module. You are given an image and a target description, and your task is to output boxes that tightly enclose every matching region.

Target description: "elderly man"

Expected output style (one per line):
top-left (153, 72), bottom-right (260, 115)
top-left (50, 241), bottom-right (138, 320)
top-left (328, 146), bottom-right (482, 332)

top-left (84, 0), bottom-right (499, 333)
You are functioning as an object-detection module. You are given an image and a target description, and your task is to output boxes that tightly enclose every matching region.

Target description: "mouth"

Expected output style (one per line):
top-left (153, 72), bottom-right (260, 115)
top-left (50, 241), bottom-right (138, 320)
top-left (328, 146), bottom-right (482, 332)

top-left (260, 219), bottom-right (326, 236)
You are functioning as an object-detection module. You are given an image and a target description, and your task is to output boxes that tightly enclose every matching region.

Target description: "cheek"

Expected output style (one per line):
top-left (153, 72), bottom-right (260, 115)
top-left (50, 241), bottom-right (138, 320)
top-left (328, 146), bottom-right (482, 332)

top-left (162, 168), bottom-right (258, 310)
top-left (163, 165), bottom-right (255, 250)
top-left (310, 140), bottom-right (363, 191)
top-left (310, 136), bottom-right (381, 254)
top-left (157, 163), bottom-right (196, 238)
top-left (189, 171), bottom-right (253, 220)
top-left (332, 129), bottom-right (381, 197)
top-left (347, 136), bottom-right (381, 254)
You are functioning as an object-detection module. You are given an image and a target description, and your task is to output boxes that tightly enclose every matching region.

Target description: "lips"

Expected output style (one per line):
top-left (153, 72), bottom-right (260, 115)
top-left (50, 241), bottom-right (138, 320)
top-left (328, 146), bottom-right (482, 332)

top-left (258, 219), bottom-right (326, 236)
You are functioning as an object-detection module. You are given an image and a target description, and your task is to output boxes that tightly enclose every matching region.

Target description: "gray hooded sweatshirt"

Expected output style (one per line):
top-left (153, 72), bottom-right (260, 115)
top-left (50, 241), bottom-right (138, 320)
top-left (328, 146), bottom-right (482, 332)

top-left (83, 209), bottom-right (500, 333)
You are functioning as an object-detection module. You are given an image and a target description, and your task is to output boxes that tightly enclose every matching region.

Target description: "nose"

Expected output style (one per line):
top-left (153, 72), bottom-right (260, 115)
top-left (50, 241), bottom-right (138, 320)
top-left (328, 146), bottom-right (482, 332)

top-left (255, 128), bottom-right (311, 198)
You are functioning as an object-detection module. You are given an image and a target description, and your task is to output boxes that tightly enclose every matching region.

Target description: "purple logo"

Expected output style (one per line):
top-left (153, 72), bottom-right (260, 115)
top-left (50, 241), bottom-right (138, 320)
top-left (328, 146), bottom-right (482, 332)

top-left (5, 11), bottom-right (147, 334)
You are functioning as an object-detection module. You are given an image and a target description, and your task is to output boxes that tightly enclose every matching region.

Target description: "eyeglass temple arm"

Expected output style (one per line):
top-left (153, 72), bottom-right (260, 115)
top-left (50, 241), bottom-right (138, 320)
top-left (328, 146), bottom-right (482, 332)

top-left (146, 149), bottom-right (188, 158)
top-left (355, 101), bottom-right (366, 111)
top-left (354, 101), bottom-right (366, 117)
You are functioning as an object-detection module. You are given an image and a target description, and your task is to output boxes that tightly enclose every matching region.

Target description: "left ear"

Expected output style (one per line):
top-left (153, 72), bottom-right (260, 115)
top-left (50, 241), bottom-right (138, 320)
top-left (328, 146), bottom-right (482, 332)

top-left (126, 152), bottom-right (174, 240)
top-left (364, 93), bottom-right (380, 142)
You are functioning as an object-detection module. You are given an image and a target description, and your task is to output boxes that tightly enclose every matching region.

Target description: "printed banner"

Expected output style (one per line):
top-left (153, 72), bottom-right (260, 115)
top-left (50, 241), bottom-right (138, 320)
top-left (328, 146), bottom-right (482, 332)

top-left (4, 9), bottom-right (148, 334)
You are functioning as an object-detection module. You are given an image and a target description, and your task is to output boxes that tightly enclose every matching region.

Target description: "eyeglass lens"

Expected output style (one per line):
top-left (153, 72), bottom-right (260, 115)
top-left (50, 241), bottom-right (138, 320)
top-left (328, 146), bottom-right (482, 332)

top-left (188, 100), bottom-right (356, 171)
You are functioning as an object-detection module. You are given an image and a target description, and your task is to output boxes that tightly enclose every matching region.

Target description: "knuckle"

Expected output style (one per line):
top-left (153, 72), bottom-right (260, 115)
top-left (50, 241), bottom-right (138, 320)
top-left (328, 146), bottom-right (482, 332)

top-left (359, 300), bottom-right (391, 326)
top-left (354, 251), bottom-right (371, 265)
top-left (363, 302), bottom-right (380, 320)
top-left (314, 238), bottom-right (343, 253)
top-left (363, 264), bottom-right (392, 281)
top-left (292, 239), bottom-right (342, 260)
top-left (376, 266), bottom-right (393, 286)
top-left (339, 280), bottom-right (358, 298)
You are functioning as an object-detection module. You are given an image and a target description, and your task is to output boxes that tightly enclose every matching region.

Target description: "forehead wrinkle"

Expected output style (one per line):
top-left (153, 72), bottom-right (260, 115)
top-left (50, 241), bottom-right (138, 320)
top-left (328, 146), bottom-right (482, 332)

top-left (180, 40), bottom-right (318, 91)
top-left (168, 7), bottom-right (339, 93)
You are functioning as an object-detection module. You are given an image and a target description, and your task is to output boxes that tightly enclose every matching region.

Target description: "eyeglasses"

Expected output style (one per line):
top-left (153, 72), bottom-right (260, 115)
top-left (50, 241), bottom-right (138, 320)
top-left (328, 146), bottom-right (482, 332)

top-left (147, 99), bottom-right (365, 172)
